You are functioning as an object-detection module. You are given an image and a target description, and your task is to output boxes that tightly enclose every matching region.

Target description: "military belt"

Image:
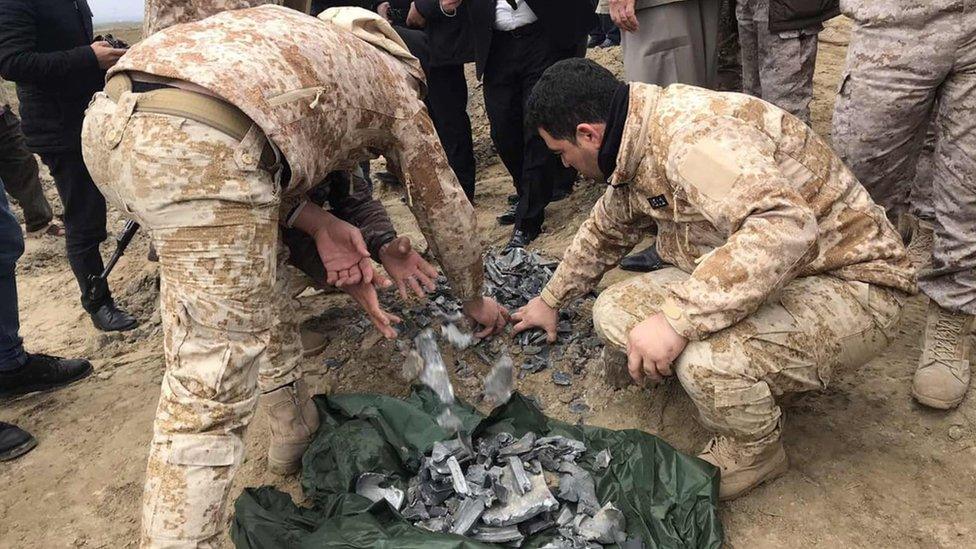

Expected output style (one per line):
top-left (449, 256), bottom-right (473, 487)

top-left (105, 73), bottom-right (277, 170)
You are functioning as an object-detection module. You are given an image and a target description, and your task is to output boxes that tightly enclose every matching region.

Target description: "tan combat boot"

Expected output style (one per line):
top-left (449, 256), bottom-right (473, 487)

top-left (262, 378), bottom-right (320, 475)
top-left (912, 300), bottom-right (974, 410)
top-left (698, 436), bottom-right (788, 501)
top-left (904, 217), bottom-right (934, 272)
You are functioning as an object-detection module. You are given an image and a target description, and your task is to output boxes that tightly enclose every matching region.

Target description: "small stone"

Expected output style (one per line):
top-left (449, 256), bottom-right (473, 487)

top-left (948, 424), bottom-right (966, 441)
top-left (569, 399), bottom-right (590, 414)
top-left (551, 372), bottom-right (572, 386)
top-left (95, 370), bottom-right (114, 381)
top-left (324, 358), bottom-right (343, 370)
top-left (558, 393), bottom-right (575, 404)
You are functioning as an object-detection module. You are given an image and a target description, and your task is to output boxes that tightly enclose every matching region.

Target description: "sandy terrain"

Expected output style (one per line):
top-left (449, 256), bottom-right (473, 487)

top-left (1, 18), bottom-right (975, 549)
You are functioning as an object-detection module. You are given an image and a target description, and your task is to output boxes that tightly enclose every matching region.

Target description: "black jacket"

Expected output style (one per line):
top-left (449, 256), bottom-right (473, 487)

top-left (769, 0), bottom-right (840, 32)
top-left (468, 0), bottom-right (596, 78)
top-left (415, 0), bottom-right (476, 67)
top-left (0, 0), bottom-right (105, 153)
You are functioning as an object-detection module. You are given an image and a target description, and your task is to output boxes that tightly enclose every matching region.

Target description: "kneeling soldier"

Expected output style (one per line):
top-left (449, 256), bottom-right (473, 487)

top-left (513, 58), bottom-right (915, 500)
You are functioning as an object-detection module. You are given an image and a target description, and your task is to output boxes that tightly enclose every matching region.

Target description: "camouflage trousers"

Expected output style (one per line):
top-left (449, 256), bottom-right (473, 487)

top-left (833, 0), bottom-right (976, 314)
top-left (592, 268), bottom-right (903, 452)
top-left (83, 92), bottom-right (305, 547)
top-left (736, 0), bottom-right (820, 124)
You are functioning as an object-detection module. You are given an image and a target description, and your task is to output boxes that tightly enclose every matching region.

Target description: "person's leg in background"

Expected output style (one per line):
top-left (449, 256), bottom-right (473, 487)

top-left (623, 0), bottom-right (721, 87)
top-left (509, 31), bottom-right (575, 247)
top-left (715, 0), bottom-right (742, 92)
top-left (913, 21), bottom-right (976, 409)
top-left (427, 63), bottom-right (477, 203)
top-left (0, 108), bottom-right (55, 235)
top-left (39, 151), bottom-right (136, 332)
top-left (0, 175), bottom-right (93, 461)
top-left (483, 31), bottom-right (528, 227)
top-left (741, 0), bottom-right (819, 123)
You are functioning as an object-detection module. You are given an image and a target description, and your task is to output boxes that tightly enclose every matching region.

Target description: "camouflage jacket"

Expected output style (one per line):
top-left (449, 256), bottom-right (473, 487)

top-left (541, 83), bottom-right (916, 340)
top-left (112, 6), bottom-right (484, 299)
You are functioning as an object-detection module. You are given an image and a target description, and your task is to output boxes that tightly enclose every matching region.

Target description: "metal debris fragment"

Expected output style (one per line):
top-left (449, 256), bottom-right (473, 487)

top-left (354, 473), bottom-right (405, 510)
top-left (594, 449), bottom-right (611, 470)
top-left (507, 456), bottom-right (532, 495)
top-left (450, 497), bottom-right (486, 535)
top-left (577, 502), bottom-right (627, 544)
top-left (482, 472), bottom-right (559, 526)
top-left (471, 525), bottom-right (525, 544)
top-left (483, 353), bottom-right (514, 406)
top-left (441, 322), bottom-right (475, 350)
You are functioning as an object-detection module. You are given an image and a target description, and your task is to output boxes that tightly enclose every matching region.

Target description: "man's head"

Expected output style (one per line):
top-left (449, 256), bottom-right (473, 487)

top-left (526, 58), bottom-right (622, 180)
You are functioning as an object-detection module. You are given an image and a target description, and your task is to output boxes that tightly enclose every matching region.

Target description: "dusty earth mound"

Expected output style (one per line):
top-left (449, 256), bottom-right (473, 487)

top-left (1, 18), bottom-right (974, 549)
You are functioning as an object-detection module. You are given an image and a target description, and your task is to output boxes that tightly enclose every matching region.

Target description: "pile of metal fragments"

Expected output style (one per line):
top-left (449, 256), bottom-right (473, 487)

top-left (387, 247), bottom-right (593, 344)
top-left (380, 331), bottom-right (636, 547)
top-left (355, 430), bottom-right (632, 547)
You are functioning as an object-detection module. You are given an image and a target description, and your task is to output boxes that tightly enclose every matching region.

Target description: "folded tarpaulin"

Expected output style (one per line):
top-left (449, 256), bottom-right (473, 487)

top-left (231, 388), bottom-right (723, 548)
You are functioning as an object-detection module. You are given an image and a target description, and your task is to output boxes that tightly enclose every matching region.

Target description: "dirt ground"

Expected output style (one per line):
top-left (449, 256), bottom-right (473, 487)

top-left (2, 18), bottom-right (975, 549)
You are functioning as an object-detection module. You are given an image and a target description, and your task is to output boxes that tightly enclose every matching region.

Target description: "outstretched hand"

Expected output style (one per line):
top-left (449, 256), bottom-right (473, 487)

top-left (379, 236), bottom-right (439, 300)
top-left (312, 213), bottom-right (375, 287)
top-left (343, 279), bottom-right (401, 339)
top-left (511, 296), bottom-right (558, 343)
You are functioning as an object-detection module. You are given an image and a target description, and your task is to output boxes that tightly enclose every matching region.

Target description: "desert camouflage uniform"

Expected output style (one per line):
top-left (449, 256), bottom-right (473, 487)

top-left (735, 0), bottom-right (820, 123)
top-left (541, 83), bottom-right (915, 455)
top-left (832, 0), bottom-right (976, 315)
top-left (82, 6), bottom-right (483, 546)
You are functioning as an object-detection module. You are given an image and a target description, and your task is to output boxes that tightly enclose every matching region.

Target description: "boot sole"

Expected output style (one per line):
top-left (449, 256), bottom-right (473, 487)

top-left (0, 363), bottom-right (94, 399)
top-left (911, 389), bottom-right (964, 410)
top-left (0, 435), bottom-right (38, 461)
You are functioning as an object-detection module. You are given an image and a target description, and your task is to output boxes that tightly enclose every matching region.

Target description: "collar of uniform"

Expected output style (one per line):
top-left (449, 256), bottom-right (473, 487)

top-left (609, 83), bottom-right (661, 187)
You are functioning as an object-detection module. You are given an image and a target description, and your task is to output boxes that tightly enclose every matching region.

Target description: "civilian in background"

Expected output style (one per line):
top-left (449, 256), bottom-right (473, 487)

top-left (469, 0), bottom-right (596, 248)
top-left (409, 0), bottom-right (478, 202)
top-left (0, 0), bottom-right (136, 332)
top-left (0, 175), bottom-right (94, 461)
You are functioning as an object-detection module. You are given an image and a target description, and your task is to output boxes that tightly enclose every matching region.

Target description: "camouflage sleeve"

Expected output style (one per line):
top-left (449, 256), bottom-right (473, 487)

top-left (540, 185), bottom-right (653, 309)
top-left (661, 116), bottom-right (819, 340)
top-left (387, 108), bottom-right (484, 301)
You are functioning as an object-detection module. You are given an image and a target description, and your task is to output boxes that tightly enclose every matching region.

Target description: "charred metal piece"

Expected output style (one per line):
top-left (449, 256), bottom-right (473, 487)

top-left (557, 462), bottom-right (600, 517)
top-left (483, 353), bottom-right (514, 406)
top-left (507, 456), bottom-right (532, 495)
top-left (577, 502), bottom-right (627, 544)
top-left (471, 525), bottom-right (525, 544)
top-left (498, 431), bottom-right (537, 457)
top-left (482, 472), bottom-right (560, 527)
top-left (354, 473), bottom-right (405, 510)
top-left (447, 456), bottom-right (470, 496)
top-left (594, 449), bottom-right (612, 470)
top-left (450, 497), bottom-right (487, 535)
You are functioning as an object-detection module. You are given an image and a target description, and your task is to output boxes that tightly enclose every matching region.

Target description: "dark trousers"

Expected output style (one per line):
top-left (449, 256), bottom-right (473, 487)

top-left (0, 109), bottom-right (52, 232)
top-left (589, 14), bottom-right (621, 45)
top-left (427, 64), bottom-right (477, 202)
top-left (38, 150), bottom-right (109, 311)
top-left (0, 177), bottom-right (26, 370)
top-left (483, 25), bottom-right (578, 234)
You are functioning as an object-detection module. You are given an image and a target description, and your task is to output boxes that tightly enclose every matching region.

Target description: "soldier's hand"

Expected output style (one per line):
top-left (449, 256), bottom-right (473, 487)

top-left (343, 280), bottom-right (401, 339)
top-left (91, 41), bottom-right (126, 70)
top-left (626, 313), bottom-right (687, 385)
top-left (610, 0), bottom-right (639, 32)
top-left (379, 236), bottom-right (439, 300)
top-left (407, 2), bottom-right (427, 28)
top-left (463, 296), bottom-right (510, 338)
top-left (440, 0), bottom-right (462, 13)
top-left (312, 212), bottom-right (375, 287)
top-left (511, 296), bottom-right (557, 343)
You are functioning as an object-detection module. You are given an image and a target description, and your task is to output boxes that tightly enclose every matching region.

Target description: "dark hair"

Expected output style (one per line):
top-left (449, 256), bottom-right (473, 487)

top-left (526, 58), bottom-right (621, 142)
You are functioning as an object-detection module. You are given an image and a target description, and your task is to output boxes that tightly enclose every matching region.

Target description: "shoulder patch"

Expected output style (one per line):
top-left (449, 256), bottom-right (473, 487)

top-left (675, 138), bottom-right (742, 201)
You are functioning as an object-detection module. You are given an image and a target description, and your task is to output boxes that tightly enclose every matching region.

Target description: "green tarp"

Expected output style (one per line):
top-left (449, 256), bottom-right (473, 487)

top-left (231, 388), bottom-right (723, 548)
